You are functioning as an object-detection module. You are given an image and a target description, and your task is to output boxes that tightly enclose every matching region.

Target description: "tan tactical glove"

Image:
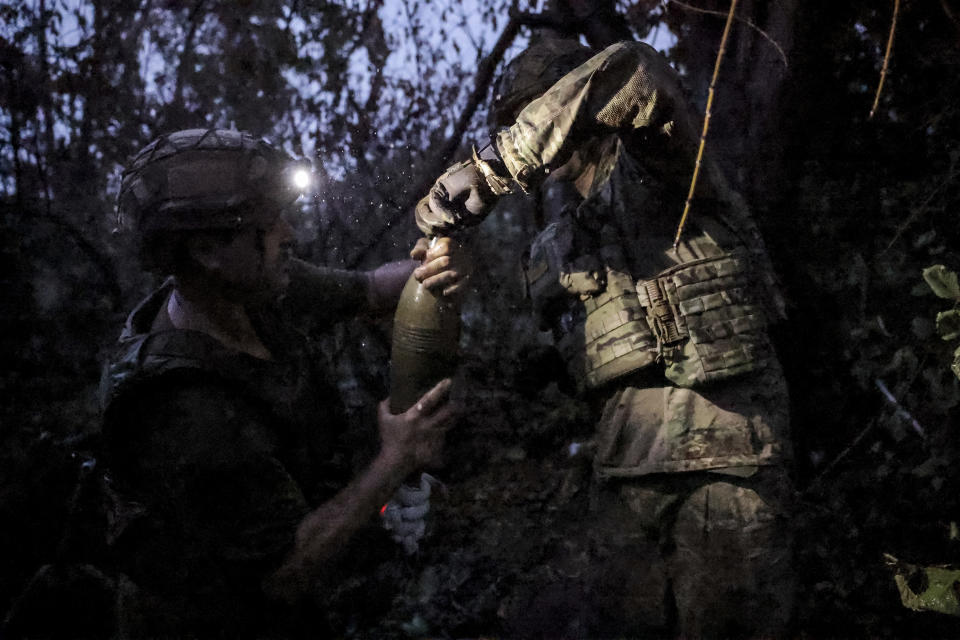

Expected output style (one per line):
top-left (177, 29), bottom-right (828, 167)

top-left (415, 144), bottom-right (514, 237)
top-left (414, 160), bottom-right (494, 236)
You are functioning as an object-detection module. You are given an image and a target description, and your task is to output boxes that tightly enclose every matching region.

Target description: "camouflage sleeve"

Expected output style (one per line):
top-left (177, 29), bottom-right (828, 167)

top-left (282, 257), bottom-right (371, 325)
top-left (496, 41), bottom-right (693, 192)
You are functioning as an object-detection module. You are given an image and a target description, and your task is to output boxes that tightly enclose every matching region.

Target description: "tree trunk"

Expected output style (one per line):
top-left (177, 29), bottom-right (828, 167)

top-left (670, 0), bottom-right (801, 211)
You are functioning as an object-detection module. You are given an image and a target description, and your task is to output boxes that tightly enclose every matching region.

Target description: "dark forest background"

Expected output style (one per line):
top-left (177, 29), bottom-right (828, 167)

top-left (2, 0), bottom-right (960, 636)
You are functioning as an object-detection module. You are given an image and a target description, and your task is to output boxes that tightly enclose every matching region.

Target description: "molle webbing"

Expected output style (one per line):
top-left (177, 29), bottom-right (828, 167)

top-left (559, 269), bottom-right (657, 390)
top-left (639, 253), bottom-right (771, 387)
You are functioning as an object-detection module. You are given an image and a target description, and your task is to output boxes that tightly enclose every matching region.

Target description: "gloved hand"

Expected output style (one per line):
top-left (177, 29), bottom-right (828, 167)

top-left (416, 160), bottom-right (498, 236)
top-left (381, 473), bottom-right (443, 555)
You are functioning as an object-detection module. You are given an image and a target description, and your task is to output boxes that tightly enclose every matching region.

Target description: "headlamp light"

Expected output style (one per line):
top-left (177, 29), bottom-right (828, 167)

top-left (276, 160), bottom-right (313, 201)
top-left (292, 168), bottom-right (310, 190)
top-left (281, 161), bottom-right (312, 196)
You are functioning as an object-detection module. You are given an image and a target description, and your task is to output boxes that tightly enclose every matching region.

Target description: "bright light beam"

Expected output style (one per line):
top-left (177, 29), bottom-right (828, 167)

top-left (292, 168), bottom-right (310, 190)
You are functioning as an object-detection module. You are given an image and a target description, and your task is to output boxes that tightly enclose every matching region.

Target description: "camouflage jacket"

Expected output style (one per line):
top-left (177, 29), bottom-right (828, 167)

top-left (99, 261), bottom-right (379, 637)
top-left (505, 41), bottom-right (790, 475)
top-left (496, 41), bottom-right (783, 305)
top-left (425, 41), bottom-right (791, 475)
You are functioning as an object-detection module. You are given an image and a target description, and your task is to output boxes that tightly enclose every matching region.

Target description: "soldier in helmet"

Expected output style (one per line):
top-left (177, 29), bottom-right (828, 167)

top-left (416, 39), bottom-right (795, 637)
top-left (98, 129), bottom-right (464, 636)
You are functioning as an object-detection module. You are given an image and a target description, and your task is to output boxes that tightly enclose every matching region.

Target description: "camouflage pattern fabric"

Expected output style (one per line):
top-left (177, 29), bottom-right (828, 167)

top-left (489, 38), bottom-right (593, 128)
top-left (484, 41), bottom-right (792, 476)
top-left (593, 359), bottom-right (790, 478)
top-left (414, 39), bottom-right (797, 634)
top-left (495, 42), bottom-right (700, 198)
top-left (117, 128), bottom-right (303, 235)
top-left (640, 251), bottom-right (776, 388)
top-left (417, 42), bottom-right (784, 318)
top-left (476, 40), bottom-right (797, 637)
top-left (500, 468), bottom-right (794, 638)
top-left (618, 468), bottom-right (796, 637)
top-left (98, 267), bottom-right (377, 637)
top-left (495, 41), bottom-right (784, 316)
top-left (523, 213), bottom-right (661, 392)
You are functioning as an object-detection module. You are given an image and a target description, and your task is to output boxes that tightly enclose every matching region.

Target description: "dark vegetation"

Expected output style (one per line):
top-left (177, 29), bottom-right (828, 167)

top-left (2, 0), bottom-right (959, 636)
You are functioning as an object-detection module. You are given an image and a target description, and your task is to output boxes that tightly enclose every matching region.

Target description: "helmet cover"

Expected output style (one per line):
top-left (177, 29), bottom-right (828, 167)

top-left (118, 128), bottom-right (306, 235)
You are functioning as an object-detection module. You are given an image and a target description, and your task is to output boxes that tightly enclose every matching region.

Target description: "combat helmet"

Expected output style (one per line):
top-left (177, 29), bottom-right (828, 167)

top-left (490, 37), bottom-right (593, 128)
top-left (118, 128), bottom-right (308, 235)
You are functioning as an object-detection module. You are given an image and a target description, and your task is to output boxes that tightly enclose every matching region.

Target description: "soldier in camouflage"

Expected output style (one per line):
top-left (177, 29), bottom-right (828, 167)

top-left (417, 39), bottom-right (795, 637)
top-left (95, 129), bottom-right (465, 637)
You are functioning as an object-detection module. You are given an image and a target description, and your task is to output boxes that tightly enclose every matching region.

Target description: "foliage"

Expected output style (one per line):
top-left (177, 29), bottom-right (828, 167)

top-left (3, 0), bottom-right (960, 636)
top-left (924, 264), bottom-right (960, 379)
top-left (887, 553), bottom-right (960, 617)
top-left (923, 264), bottom-right (960, 301)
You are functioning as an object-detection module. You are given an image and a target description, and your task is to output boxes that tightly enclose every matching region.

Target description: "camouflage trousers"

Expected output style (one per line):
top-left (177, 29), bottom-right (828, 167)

top-left (501, 468), bottom-right (795, 639)
top-left (615, 468), bottom-right (796, 638)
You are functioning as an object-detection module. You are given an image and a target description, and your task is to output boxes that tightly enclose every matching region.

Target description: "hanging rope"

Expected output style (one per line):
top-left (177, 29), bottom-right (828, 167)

top-left (869, 0), bottom-right (901, 120)
top-left (673, 0), bottom-right (739, 250)
top-left (673, 0), bottom-right (737, 251)
top-left (668, 0), bottom-right (787, 69)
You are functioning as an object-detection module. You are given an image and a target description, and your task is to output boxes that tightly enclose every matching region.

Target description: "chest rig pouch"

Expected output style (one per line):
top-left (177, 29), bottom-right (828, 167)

top-left (636, 251), bottom-right (773, 387)
top-left (570, 266), bottom-right (657, 390)
top-left (523, 218), bottom-right (657, 393)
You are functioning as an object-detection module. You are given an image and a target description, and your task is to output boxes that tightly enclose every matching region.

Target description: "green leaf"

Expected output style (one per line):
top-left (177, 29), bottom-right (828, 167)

top-left (937, 310), bottom-right (960, 341)
top-left (888, 554), bottom-right (960, 617)
top-left (923, 265), bottom-right (960, 300)
top-left (953, 346), bottom-right (960, 381)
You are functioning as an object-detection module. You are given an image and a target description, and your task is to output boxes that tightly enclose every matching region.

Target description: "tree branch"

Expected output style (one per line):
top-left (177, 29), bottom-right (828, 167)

top-left (674, 0), bottom-right (738, 249)
top-left (666, 0), bottom-right (789, 69)
top-left (38, 0), bottom-right (57, 143)
top-left (346, 11), bottom-right (524, 267)
top-left (869, 0), bottom-right (900, 120)
top-left (167, 0), bottom-right (206, 127)
top-left (3, 45), bottom-right (24, 204)
top-left (941, 0), bottom-right (960, 40)
top-left (879, 152), bottom-right (959, 255)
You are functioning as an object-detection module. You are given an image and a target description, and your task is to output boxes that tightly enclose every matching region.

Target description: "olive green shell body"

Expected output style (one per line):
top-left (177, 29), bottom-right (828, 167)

top-left (389, 273), bottom-right (460, 413)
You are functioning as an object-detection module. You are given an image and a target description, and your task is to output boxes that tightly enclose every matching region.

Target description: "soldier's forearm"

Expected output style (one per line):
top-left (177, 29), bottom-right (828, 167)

top-left (365, 259), bottom-right (417, 314)
top-left (284, 258), bottom-right (369, 314)
top-left (497, 41), bottom-right (686, 192)
top-left (263, 449), bottom-right (410, 602)
top-left (283, 257), bottom-right (414, 320)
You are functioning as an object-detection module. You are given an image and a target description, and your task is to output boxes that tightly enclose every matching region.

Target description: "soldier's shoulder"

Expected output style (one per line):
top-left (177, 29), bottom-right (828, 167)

top-left (100, 324), bottom-right (234, 412)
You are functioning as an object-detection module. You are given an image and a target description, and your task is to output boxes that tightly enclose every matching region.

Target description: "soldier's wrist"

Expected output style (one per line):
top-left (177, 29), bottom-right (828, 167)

top-left (376, 444), bottom-right (417, 480)
top-left (472, 142), bottom-right (514, 196)
top-left (476, 140), bottom-right (503, 164)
